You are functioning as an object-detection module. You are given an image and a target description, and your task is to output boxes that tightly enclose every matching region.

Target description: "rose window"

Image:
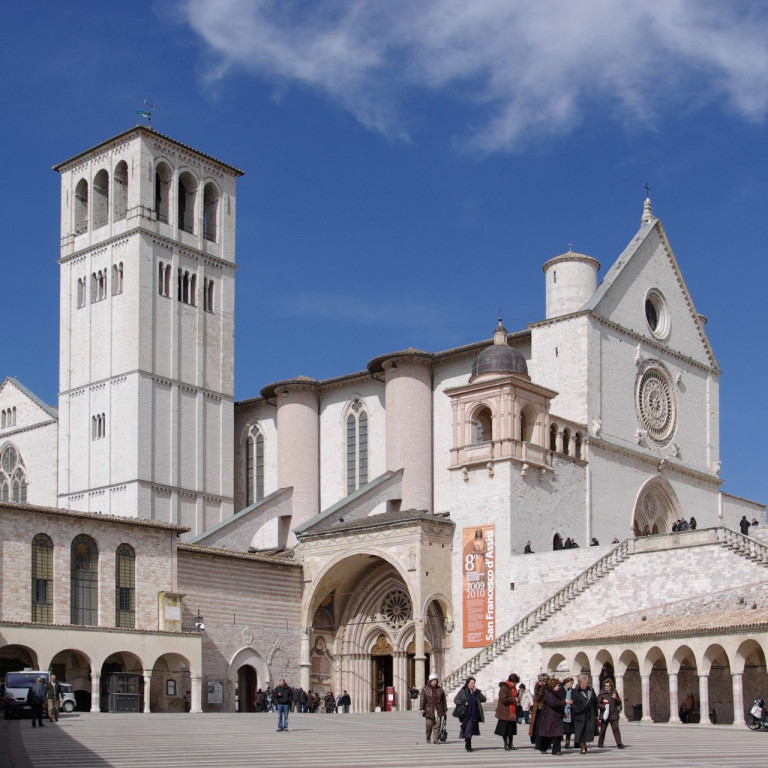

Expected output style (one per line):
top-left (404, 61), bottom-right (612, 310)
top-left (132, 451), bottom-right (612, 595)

top-left (636, 364), bottom-right (676, 444)
top-left (381, 590), bottom-right (412, 629)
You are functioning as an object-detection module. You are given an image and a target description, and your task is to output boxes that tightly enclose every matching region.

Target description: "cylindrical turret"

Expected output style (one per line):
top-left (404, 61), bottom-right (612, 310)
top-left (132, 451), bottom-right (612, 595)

top-left (542, 248), bottom-right (600, 319)
top-left (369, 351), bottom-right (433, 512)
top-left (270, 378), bottom-right (320, 530)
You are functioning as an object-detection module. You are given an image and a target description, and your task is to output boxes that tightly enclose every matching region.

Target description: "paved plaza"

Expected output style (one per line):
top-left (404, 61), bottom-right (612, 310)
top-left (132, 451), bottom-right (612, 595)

top-left (3, 711), bottom-right (766, 768)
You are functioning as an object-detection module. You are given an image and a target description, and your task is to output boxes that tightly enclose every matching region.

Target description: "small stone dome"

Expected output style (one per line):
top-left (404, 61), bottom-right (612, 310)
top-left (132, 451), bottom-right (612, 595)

top-left (471, 320), bottom-right (528, 378)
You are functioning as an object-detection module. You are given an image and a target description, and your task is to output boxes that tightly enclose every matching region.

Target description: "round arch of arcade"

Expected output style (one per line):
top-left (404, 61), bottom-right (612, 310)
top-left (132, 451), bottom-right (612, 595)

top-left (544, 634), bottom-right (768, 726)
top-left (0, 641), bottom-right (198, 714)
top-left (301, 548), bottom-right (451, 714)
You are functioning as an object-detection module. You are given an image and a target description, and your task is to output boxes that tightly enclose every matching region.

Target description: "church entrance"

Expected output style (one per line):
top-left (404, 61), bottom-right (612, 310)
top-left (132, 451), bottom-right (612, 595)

top-left (237, 665), bottom-right (257, 712)
top-left (371, 635), bottom-right (393, 711)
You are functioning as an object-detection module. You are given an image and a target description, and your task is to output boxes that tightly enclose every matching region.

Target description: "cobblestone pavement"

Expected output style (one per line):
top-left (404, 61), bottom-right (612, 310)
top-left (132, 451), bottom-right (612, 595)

top-left (5, 711), bottom-right (767, 768)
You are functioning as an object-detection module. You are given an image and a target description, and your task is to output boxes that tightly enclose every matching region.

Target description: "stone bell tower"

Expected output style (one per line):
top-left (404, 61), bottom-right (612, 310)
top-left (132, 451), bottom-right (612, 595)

top-left (55, 126), bottom-right (243, 535)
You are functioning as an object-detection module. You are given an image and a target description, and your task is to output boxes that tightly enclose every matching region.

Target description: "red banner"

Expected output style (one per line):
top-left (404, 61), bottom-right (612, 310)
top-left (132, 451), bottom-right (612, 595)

top-left (462, 525), bottom-right (495, 648)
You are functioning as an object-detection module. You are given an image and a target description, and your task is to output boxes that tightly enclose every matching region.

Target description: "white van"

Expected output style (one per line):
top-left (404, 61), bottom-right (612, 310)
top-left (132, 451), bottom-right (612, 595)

top-left (4, 670), bottom-right (50, 719)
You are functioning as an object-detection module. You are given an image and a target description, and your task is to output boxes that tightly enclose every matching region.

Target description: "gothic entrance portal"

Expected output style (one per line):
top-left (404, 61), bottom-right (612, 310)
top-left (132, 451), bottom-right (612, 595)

top-left (371, 635), bottom-right (393, 711)
top-left (633, 479), bottom-right (681, 535)
top-left (237, 665), bottom-right (257, 712)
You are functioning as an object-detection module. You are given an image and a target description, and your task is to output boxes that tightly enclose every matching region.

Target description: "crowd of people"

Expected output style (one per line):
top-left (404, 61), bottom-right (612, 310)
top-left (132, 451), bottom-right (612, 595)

top-left (420, 670), bottom-right (627, 753)
top-left (253, 680), bottom-right (351, 727)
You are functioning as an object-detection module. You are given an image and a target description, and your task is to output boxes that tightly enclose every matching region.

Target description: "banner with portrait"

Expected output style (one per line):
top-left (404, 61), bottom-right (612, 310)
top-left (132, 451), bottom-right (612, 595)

top-left (462, 524), bottom-right (495, 648)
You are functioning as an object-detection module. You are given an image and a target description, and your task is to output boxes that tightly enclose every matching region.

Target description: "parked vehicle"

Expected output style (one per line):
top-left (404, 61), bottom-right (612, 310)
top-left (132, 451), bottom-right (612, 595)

top-left (747, 698), bottom-right (768, 730)
top-left (59, 683), bottom-right (77, 713)
top-left (4, 670), bottom-right (50, 719)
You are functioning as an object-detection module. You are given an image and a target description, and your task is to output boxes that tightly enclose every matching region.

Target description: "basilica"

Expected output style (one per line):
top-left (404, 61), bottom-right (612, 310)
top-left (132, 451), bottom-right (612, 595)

top-left (0, 126), bottom-right (765, 724)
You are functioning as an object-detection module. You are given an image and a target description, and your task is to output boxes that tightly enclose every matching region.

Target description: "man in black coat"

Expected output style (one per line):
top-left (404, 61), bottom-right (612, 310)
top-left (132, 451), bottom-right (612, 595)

top-left (27, 677), bottom-right (46, 728)
top-left (274, 679), bottom-right (292, 731)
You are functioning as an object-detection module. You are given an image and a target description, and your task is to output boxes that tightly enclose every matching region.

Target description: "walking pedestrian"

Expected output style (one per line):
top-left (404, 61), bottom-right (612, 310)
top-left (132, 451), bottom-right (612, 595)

top-left (340, 690), bottom-right (351, 714)
top-left (453, 676), bottom-right (486, 752)
top-left (571, 674), bottom-right (598, 754)
top-left (27, 677), bottom-right (45, 728)
top-left (494, 673), bottom-right (519, 750)
top-left (597, 678), bottom-right (625, 749)
top-left (518, 683), bottom-right (532, 724)
top-left (419, 673), bottom-right (447, 744)
top-left (45, 674), bottom-right (62, 722)
top-left (562, 676), bottom-right (575, 748)
top-left (537, 678), bottom-right (566, 755)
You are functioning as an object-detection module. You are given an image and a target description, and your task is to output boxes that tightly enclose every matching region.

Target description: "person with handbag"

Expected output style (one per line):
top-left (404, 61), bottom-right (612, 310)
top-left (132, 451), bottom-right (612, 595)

top-left (570, 674), bottom-right (598, 754)
top-left (597, 678), bottom-right (625, 749)
top-left (419, 673), bottom-right (447, 744)
top-left (494, 673), bottom-right (519, 750)
top-left (453, 676), bottom-right (486, 752)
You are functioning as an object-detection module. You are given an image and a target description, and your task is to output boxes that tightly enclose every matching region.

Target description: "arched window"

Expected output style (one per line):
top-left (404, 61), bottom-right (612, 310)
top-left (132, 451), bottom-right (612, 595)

top-left (574, 432), bottom-right (583, 459)
top-left (562, 428), bottom-right (571, 455)
top-left (473, 407), bottom-right (492, 444)
top-left (31, 534), bottom-right (53, 623)
top-left (178, 269), bottom-right (196, 305)
top-left (346, 399), bottom-right (369, 495)
top-left (74, 179), bottom-right (88, 234)
top-left (71, 534), bottom-right (98, 626)
top-left (158, 262), bottom-right (171, 297)
top-left (245, 427), bottom-right (265, 506)
top-left (549, 424), bottom-right (558, 452)
top-left (113, 160), bottom-right (128, 221)
top-left (520, 406), bottom-right (536, 443)
top-left (154, 162), bottom-right (172, 223)
top-left (203, 278), bottom-right (215, 312)
top-left (1, 444), bottom-right (26, 503)
top-left (1, 410), bottom-right (5, 429)
top-left (115, 544), bottom-right (135, 628)
top-left (178, 172), bottom-right (198, 233)
top-left (77, 277), bottom-right (86, 308)
top-left (93, 169), bottom-right (109, 229)
top-left (112, 262), bottom-right (123, 296)
top-left (203, 182), bottom-right (219, 242)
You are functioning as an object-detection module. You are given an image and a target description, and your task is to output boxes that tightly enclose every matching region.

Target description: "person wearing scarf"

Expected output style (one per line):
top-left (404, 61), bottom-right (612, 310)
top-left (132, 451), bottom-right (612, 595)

top-left (597, 678), bottom-right (625, 749)
top-left (454, 676), bottom-right (487, 752)
top-left (494, 673), bottom-right (520, 750)
top-left (570, 674), bottom-right (598, 754)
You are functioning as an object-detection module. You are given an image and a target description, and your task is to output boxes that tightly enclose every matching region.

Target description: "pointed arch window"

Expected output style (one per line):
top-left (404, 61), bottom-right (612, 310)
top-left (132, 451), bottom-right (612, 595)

top-left (203, 182), bottom-right (219, 242)
top-left (1, 444), bottom-right (27, 503)
top-left (112, 262), bottom-right (123, 296)
top-left (245, 427), bottom-right (265, 506)
top-left (31, 534), bottom-right (53, 624)
top-left (115, 544), bottom-right (135, 628)
top-left (154, 163), bottom-right (172, 223)
top-left (346, 399), bottom-right (368, 495)
top-left (71, 534), bottom-right (98, 626)
top-left (178, 172), bottom-right (198, 234)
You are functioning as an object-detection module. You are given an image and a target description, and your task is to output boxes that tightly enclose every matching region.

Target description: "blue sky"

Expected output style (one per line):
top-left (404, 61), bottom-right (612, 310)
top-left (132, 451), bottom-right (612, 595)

top-left (1, 1), bottom-right (766, 506)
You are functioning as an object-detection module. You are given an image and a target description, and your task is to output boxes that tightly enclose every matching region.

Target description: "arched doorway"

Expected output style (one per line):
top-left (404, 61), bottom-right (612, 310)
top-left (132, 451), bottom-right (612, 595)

top-left (632, 479), bottom-right (681, 535)
top-left (738, 640), bottom-right (768, 722)
top-left (101, 651), bottom-right (144, 713)
top-left (237, 665), bottom-right (257, 712)
top-left (645, 647), bottom-right (670, 722)
top-left (704, 643), bottom-right (733, 724)
top-left (370, 634), bottom-right (393, 711)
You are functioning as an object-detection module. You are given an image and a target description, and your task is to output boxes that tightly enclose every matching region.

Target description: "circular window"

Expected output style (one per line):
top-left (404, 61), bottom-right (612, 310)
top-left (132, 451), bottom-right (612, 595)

top-left (645, 289), bottom-right (670, 339)
top-left (381, 590), bottom-right (412, 628)
top-left (636, 362), bottom-right (676, 445)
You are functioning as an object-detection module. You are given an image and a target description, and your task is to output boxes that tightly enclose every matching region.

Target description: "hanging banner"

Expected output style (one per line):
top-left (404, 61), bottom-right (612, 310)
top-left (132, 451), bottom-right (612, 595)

top-left (462, 524), bottom-right (495, 648)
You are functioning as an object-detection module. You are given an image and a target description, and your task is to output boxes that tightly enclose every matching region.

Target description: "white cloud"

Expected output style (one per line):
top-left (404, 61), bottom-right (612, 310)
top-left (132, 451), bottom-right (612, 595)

top-left (180, 0), bottom-right (768, 152)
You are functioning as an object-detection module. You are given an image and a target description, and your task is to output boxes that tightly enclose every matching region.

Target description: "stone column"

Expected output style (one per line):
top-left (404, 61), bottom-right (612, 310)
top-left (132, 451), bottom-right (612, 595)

top-left (143, 672), bottom-right (152, 713)
top-left (414, 619), bottom-right (426, 694)
top-left (592, 673), bottom-right (601, 694)
top-left (300, 628), bottom-right (312, 691)
top-left (640, 675), bottom-right (652, 722)
top-left (668, 673), bottom-right (681, 723)
top-left (615, 674), bottom-right (627, 721)
top-left (698, 674), bottom-right (711, 725)
top-left (190, 676), bottom-right (203, 713)
top-left (90, 673), bottom-right (101, 712)
top-left (732, 672), bottom-right (745, 727)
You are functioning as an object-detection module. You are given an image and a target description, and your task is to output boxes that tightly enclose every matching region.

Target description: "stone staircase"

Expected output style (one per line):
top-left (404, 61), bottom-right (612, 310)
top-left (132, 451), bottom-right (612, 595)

top-left (441, 538), bottom-right (633, 691)
top-left (442, 527), bottom-right (768, 693)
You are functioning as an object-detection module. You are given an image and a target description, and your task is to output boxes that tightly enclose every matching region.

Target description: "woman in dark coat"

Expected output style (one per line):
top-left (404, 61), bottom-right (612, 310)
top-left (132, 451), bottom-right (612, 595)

top-left (454, 676), bottom-right (486, 752)
top-left (537, 678), bottom-right (566, 754)
top-left (596, 678), bottom-right (624, 749)
top-left (570, 674), bottom-right (598, 753)
top-left (494, 673), bottom-right (519, 750)
top-left (528, 673), bottom-right (549, 746)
